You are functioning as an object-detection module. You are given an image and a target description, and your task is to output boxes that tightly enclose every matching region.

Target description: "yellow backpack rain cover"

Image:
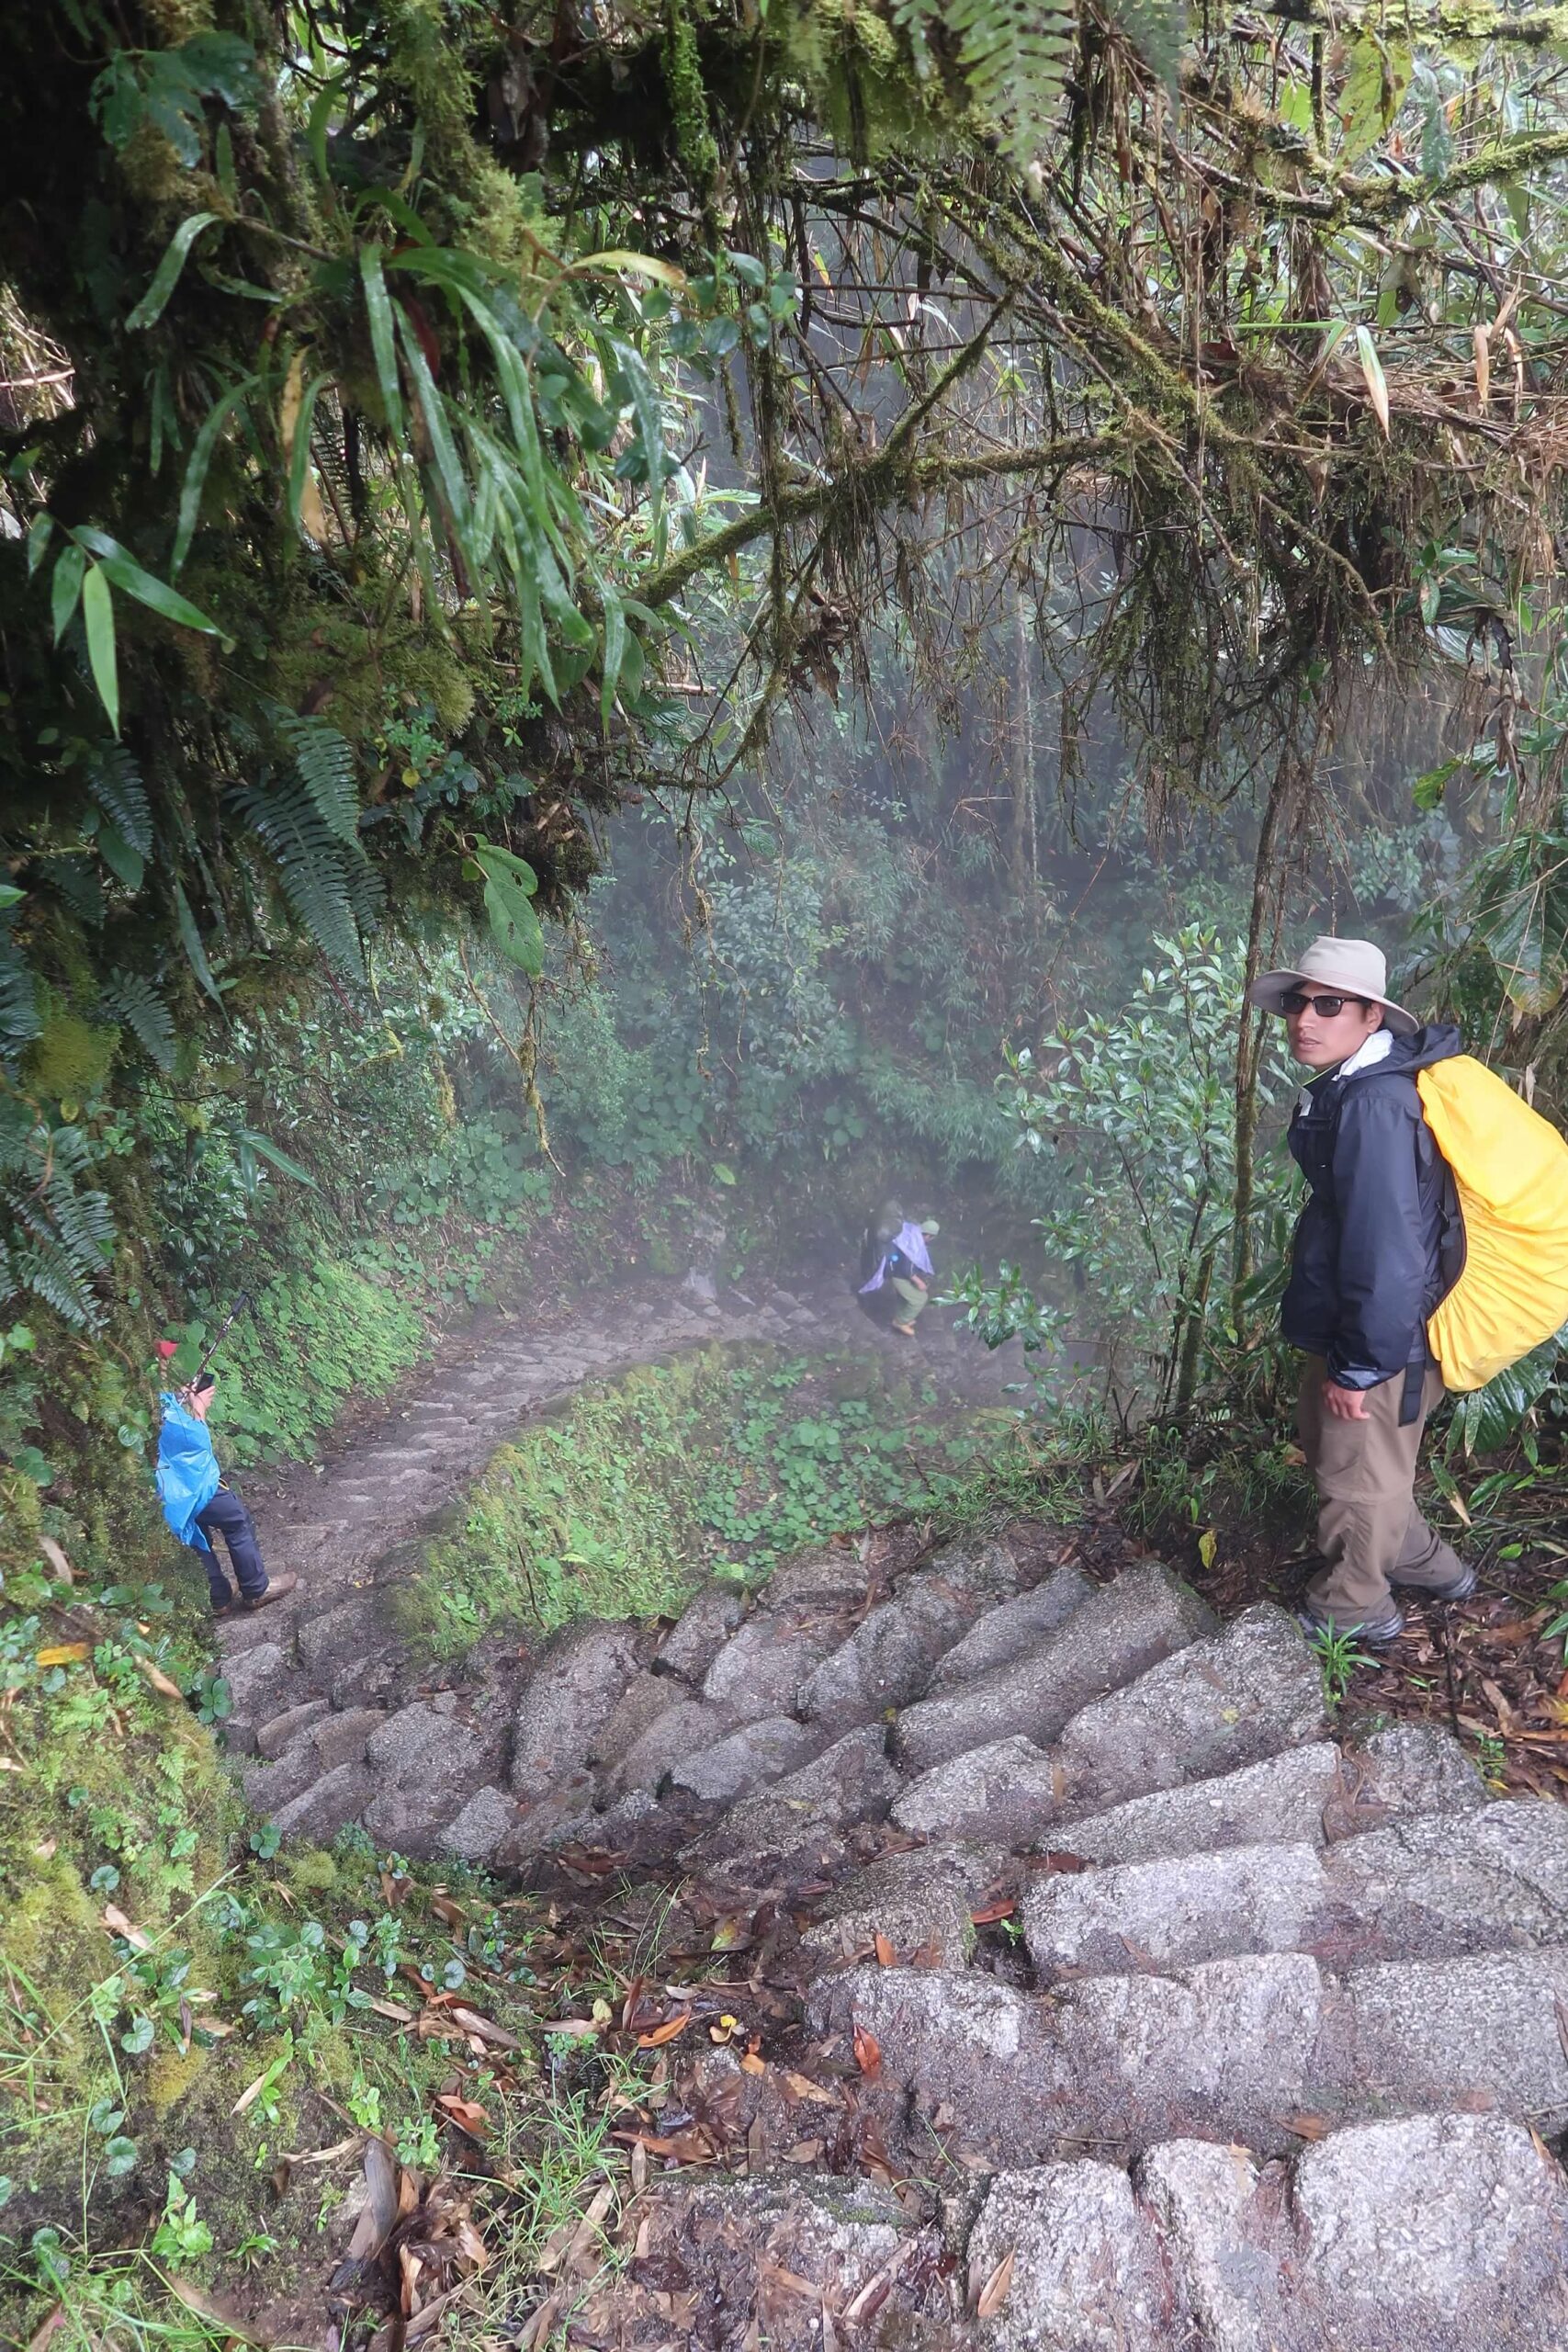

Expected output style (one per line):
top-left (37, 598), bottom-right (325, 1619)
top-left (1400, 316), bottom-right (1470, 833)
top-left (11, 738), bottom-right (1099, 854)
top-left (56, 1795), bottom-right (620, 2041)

top-left (1417, 1056), bottom-right (1568, 1391)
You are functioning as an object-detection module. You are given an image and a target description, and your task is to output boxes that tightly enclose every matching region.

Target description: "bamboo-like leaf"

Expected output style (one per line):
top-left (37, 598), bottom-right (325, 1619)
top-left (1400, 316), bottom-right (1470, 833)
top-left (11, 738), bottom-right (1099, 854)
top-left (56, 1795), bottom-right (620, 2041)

top-left (607, 336), bottom-right (667, 560)
top-left (235, 1126), bottom-right (319, 1186)
top-left (395, 311), bottom-right (475, 561)
top-left (359, 244), bottom-right (404, 439)
top-left (1473, 324), bottom-right (1491, 411)
top-left (81, 565), bottom-right (119, 734)
top-left (51, 544), bottom-right (85, 642)
top-left (72, 527), bottom-right (229, 639)
top-left (601, 582), bottom-right (626, 726)
top-left (575, 250), bottom-right (689, 288)
top-left (174, 879), bottom-right (225, 1006)
top-left (1355, 324), bottom-right (1391, 436)
top-left (28, 513), bottom-right (55, 579)
top-left (126, 212), bottom-right (220, 330)
top-left (173, 376), bottom-right (260, 576)
top-left (280, 356), bottom-right (333, 538)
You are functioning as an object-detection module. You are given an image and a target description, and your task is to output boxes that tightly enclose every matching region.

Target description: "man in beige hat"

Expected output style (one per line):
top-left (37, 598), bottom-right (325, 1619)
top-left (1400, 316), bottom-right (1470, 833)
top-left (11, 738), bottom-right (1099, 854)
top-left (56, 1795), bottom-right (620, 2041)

top-left (1248, 937), bottom-right (1474, 1643)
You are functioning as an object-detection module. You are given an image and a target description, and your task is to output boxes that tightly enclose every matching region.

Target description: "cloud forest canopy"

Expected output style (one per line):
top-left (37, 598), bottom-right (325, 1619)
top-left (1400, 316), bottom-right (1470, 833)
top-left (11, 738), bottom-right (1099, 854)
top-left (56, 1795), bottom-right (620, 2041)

top-left (4, 0), bottom-right (1568, 1337)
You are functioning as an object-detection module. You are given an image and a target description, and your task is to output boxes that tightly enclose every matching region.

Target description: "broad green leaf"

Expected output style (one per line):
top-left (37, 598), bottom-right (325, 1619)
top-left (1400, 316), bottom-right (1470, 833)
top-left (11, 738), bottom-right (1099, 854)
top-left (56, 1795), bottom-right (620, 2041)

top-left (359, 245), bottom-right (404, 438)
top-left (27, 513), bottom-right (55, 579)
top-left (125, 212), bottom-right (219, 330)
top-left (81, 565), bottom-right (119, 735)
top-left (578, 250), bottom-right (688, 288)
top-left (1459, 1323), bottom-right (1568, 1454)
top-left (96, 820), bottom-right (144, 892)
top-left (282, 366), bottom-right (333, 535)
top-left (174, 879), bottom-right (224, 1006)
top-left (469, 839), bottom-right (544, 977)
top-left (51, 544), bottom-right (85, 642)
top-left (172, 376), bottom-right (259, 576)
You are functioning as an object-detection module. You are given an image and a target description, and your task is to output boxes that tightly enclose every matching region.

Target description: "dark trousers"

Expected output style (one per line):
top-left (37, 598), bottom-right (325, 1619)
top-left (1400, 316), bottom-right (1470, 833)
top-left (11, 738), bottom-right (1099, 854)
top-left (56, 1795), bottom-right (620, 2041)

top-left (195, 1487), bottom-right (268, 1607)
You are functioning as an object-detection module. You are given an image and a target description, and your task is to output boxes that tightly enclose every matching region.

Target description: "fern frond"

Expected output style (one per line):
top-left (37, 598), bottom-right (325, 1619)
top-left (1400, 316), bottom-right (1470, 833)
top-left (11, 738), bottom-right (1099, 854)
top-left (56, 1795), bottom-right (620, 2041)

top-left (86, 743), bottom-right (154, 856)
top-left (0, 937), bottom-right (41, 1057)
top-left (894, 0), bottom-right (1075, 158)
top-left (1103, 0), bottom-right (1188, 89)
top-left (231, 780), bottom-right (370, 976)
top-left (102, 972), bottom-right (176, 1072)
top-left (278, 712), bottom-right (361, 847)
top-left (7, 1234), bottom-right (106, 1329)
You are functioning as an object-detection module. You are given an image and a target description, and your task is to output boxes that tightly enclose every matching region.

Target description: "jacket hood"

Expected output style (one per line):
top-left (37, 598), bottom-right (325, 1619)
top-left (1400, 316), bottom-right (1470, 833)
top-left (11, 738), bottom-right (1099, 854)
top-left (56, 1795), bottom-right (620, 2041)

top-left (1363, 1021), bottom-right (1464, 1078)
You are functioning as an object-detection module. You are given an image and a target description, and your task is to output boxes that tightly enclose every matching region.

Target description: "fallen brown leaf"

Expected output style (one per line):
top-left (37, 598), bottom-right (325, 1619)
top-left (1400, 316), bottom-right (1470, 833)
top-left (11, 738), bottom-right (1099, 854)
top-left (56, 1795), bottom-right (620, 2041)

top-left (516, 2294), bottom-right (564, 2349)
top-left (430, 1894), bottom-right (467, 1929)
top-left (781, 2069), bottom-right (840, 2107)
top-left (100, 1904), bottom-right (153, 1952)
top-left (136, 1657), bottom-right (185, 1701)
top-left (970, 1899), bottom-right (1016, 1925)
top-left (435, 2093), bottom-right (490, 2139)
top-left (873, 1931), bottom-right (897, 1967)
top-left (1280, 2110), bottom-right (1332, 2141)
top-left (27, 2309), bottom-right (65, 2352)
top-left (976, 2247), bottom-right (1015, 2319)
top-left (448, 2004), bottom-right (520, 2050)
top-left (35, 1643), bottom-right (89, 1668)
top-left (369, 1996), bottom-right (416, 2023)
top-left (38, 1534), bottom-right (74, 1586)
top-left (637, 2011), bottom-right (693, 2049)
top-left (852, 2023), bottom-right (882, 2080)
top-left (166, 2281), bottom-right (269, 2346)
top-left (345, 2138), bottom-right (400, 2264)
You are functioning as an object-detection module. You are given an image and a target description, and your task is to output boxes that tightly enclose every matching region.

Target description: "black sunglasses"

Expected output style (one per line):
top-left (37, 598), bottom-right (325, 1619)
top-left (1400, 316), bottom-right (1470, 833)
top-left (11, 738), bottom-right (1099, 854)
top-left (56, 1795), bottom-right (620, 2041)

top-left (1277, 989), bottom-right (1369, 1018)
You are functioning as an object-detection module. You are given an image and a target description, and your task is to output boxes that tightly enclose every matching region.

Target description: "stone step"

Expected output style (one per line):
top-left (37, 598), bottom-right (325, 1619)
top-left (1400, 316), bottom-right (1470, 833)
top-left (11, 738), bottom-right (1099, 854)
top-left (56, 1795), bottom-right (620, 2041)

top-left (254, 1697), bottom-right (330, 1761)
top-left (892, 1564), bottom-right (1215, 1777)
top-left (272, 1758), bottom-right (374, 1843)
top-left (510, 1620), bottom-right (643, 1795)
top-left (243, 1706), bottom-right (390, 1815)
top-left (670, 1713), bottom-right (825, 1804)
top-left (364, 1698), bottom-right (497, 1854)
top-left (970, 2112), bottom-right (1568, 2352)
top-left (802, 1841), bottom-right (1006, 1971)
top-left (1022, 1799), bottom-right (1568, 1979)
top-left (925, 1565), bottom-right (1092, 1695)
top-left (795, 1572), bottom-right (980, 1728)
top-left (808, 1945), bottom-right (1568, 2165)
top-left (684, 1724), bottom-right (900, 1871)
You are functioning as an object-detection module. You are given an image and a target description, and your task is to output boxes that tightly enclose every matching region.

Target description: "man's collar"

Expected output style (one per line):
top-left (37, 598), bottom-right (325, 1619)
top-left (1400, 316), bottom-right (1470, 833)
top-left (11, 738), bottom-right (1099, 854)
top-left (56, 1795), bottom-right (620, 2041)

top-left (1335, 1026), bottom-right (1394, 1080)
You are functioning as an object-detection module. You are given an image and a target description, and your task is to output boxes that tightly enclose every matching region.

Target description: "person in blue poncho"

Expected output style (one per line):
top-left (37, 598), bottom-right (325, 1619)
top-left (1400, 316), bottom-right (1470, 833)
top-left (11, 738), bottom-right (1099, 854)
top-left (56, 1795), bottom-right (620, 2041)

top-left (156, 1372), bottom-right (299, 1617)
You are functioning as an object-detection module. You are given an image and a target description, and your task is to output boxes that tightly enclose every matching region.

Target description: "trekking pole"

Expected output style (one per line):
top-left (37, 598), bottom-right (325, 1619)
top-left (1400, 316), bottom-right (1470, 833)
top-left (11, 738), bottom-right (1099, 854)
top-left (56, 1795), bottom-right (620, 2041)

top-left (195, 1291), bottom-right (254, 1383)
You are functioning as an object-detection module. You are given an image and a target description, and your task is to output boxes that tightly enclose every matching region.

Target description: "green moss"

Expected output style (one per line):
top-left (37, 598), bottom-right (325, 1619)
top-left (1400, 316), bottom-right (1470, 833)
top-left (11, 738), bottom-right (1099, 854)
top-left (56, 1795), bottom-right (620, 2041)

top-left (144, 2043), bottom-right (211, 2115)
top-left (661, 0), bottom-right (721, 189)
top-left (283, 1850), bottom-right (341, 1894)
top-left (23, 1005), bottom-right (120, 1102)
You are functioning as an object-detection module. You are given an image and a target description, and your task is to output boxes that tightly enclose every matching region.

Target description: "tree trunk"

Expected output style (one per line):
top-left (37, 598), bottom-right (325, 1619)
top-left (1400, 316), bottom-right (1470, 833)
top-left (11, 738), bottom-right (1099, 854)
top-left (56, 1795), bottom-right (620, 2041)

top-left (1232, 749), bottom-right (1295, 1311)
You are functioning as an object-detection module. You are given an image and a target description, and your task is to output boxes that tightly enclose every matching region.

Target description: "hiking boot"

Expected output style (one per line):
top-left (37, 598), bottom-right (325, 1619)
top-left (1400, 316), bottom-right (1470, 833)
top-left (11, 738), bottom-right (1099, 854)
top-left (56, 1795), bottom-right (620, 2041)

top-left (1392, 1559), bottom-right (1478, 1603)
top-left (240, 1572), bottom-right (300, 1611)
top-left (1296, 1600), bottom-right (1404, 1646)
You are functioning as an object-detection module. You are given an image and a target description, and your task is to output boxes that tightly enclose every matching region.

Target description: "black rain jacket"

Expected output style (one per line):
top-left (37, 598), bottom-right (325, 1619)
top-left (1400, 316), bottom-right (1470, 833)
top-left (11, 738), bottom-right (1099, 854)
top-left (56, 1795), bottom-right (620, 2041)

top-left (1280, 1022), bottom-right (1466, 1396)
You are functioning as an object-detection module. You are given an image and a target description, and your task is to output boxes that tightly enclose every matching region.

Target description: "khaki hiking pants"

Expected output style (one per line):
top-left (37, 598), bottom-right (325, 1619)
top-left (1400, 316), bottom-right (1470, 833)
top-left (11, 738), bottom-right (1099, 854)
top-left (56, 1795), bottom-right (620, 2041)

top-left (1297, 1354), bottom-right (1465, 1625)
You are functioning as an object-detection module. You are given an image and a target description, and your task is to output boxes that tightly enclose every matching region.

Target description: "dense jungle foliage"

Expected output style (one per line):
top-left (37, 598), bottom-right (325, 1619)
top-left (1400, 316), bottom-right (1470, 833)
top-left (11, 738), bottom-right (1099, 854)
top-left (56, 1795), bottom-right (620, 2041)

top-left (11, 0), bottom-right (1568, 2338)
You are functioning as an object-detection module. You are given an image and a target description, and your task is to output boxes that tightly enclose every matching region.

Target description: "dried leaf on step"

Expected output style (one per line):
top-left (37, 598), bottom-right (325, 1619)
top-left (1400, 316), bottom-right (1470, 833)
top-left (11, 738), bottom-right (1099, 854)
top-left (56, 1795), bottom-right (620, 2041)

top-left (36, 1643), bottom-right (89, 1667)
top-left (873, 1931), bottom-right (896, 1967)
top-left (711, 1915), bottom-right (750, 1951)
top-left (1280, 2109), bottom-right (1332, 2140)
top-left (976, 2247), bottom-right (1016, 2319)
top-left (852, 2023), bottom-right (882, 2079)
top-left (781, 2069), bottom-right (840, 2107)
top-left (629, 2137), bottom-right (648, 2193)
top-left (430, 1894), bottom-right (467, 1928)
top-left (136, 1657), bottom-right (185, 1700)
top-left (369, 1996), bottom-right (416, 2023)
top-left (38, 1536), bottom-right (73, 1586)
top-left (637, 2010), bottom-right (693, 2048)
top-left (1042, 1850), bottom-right (1089, 1874)
top-left (971, 1899), bottom-right (1016, 1925)
top-left (739, 2051), bottom-right (766, 2075)
top-left (1553, 1996), bottom-right (1568, 2067)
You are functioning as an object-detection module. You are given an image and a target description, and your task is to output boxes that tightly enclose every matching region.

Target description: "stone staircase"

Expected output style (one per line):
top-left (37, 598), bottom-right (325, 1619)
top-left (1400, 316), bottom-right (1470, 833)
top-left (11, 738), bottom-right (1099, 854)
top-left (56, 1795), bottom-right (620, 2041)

top-left (212, 1270), bottom-right (1032, 1848)
top-left (444, 1530), bottom-right (1568, 2350)
top-left (215, 1301), bottom-right (1568, 2344)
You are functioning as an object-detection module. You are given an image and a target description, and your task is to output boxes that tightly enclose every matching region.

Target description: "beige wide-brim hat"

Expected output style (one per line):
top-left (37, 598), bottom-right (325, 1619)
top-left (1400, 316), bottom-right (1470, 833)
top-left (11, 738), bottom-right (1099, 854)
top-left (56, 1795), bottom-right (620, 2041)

top-left (1247, 935), bottom-right (1418, 1036)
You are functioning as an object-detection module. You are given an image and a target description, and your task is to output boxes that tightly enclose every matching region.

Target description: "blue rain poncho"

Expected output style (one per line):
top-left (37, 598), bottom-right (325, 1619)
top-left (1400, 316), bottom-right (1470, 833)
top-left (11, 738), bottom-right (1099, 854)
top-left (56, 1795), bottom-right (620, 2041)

top-left (859, 1221), bottom-right (934, 1295)
top-left (156, 1392), bottom-right (219, 1551)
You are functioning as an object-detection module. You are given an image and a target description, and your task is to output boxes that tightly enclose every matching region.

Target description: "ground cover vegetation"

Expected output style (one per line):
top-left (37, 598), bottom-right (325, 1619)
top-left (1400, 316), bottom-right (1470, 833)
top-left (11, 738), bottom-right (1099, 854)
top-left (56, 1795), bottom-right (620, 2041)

top-left (11, 0), bottom-right (1568, 2337)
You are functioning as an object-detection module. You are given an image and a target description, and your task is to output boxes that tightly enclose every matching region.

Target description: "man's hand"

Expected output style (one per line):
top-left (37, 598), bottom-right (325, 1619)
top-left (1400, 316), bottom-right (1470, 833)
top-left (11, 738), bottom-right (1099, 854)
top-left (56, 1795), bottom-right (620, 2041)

top-left (1323, 1379), bottom-right (1371, 1421)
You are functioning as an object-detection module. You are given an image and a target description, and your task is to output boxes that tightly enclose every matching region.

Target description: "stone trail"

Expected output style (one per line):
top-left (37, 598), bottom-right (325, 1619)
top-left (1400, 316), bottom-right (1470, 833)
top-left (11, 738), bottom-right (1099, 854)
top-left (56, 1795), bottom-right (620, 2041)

top-left (212, 1276), bottom-right (1568, 2346)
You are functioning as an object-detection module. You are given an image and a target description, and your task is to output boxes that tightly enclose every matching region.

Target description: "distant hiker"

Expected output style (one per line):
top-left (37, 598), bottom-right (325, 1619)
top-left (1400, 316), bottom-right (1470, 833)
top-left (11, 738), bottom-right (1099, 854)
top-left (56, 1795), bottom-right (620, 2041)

top-left (1248, 937), bottom-right (1474, 1645)
top-left (156, 1373), bottom-right (299, 1618)
top-left (858, 1198), bottom-right (940, 1338)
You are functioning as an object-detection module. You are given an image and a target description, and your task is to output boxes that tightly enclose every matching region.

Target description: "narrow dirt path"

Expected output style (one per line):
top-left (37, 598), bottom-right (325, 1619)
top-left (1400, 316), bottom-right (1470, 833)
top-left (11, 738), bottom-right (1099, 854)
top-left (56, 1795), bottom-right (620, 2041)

top-left (210, 1264), bottom-right (1039, 1842)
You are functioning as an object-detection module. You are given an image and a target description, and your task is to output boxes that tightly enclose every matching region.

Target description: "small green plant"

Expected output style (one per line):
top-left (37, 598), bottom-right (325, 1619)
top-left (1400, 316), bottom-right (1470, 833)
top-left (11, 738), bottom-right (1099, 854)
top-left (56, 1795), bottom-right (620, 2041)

top-left (150, 2173), bottom-right (212, 2266)
top-left (1474, 1730), bottom-right (1509, 1790)
top-left (1310, 1623), bottom-right (1377, 1710)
